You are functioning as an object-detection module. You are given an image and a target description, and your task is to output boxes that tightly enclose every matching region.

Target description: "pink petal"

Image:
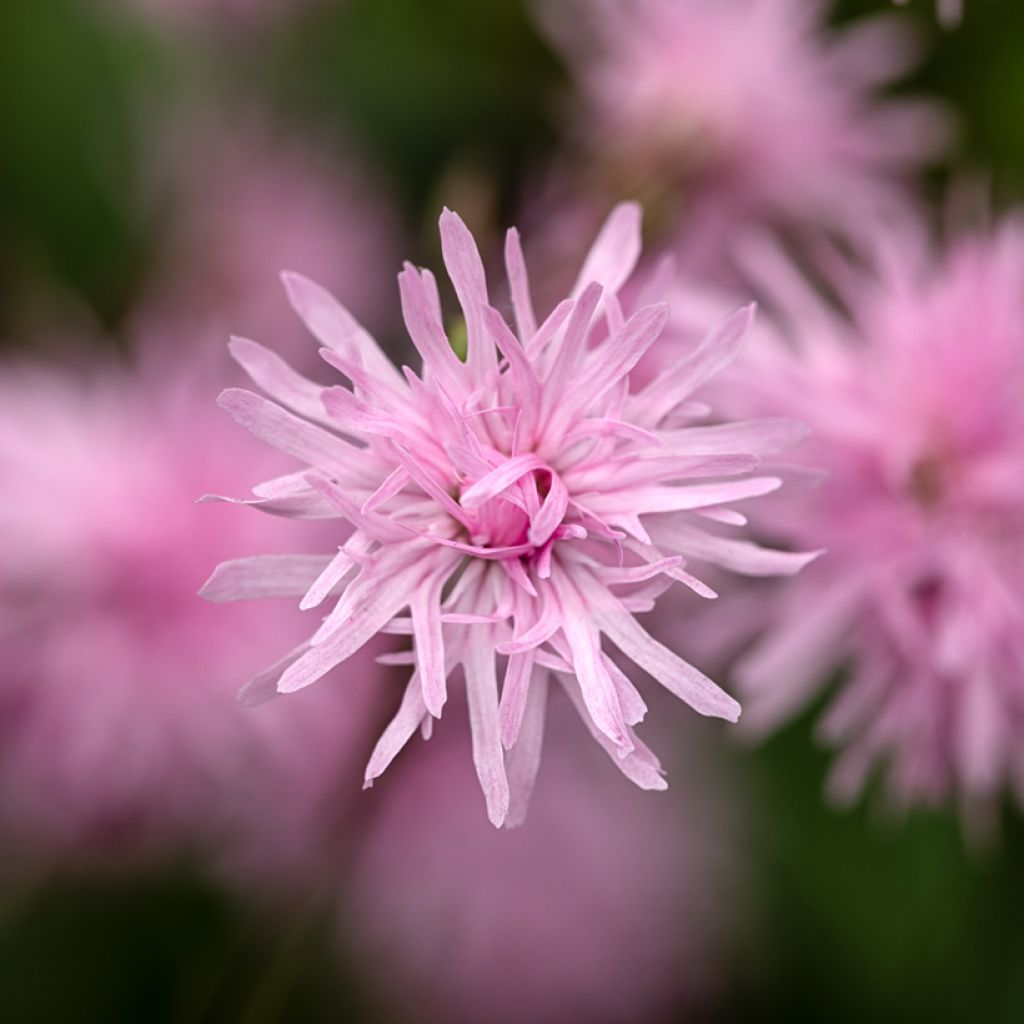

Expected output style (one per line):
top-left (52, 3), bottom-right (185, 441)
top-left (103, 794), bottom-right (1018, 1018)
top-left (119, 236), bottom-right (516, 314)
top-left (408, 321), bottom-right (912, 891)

top-left (572, 201), bottom-right (642, 299)
top-left (594, 597), bottom-right (741, 722)
top-left (438, 208), bottom-right (493, 380)
top-left (278, 555), bottom-right (430, 694)
top-left (460, 453), bottom-right (547, 511)
top-left (664, 418), bottom-right (809, 456)
top-left (299, 546), bottom-right (359, 610)
top-left (237, 642), bottom-right (311, 707)
top-left (364, 673), bottom-right (428, 786)
top-left (218, 388), bottom-right (368, 479)
top-left (544, 281), bottom-right (603, 392)
top-left (503, 669), bottom-right (549, 828)
top-left (555, 579), bottom-right (633, 751)
top-left (411, 570), bottom-right (450, 717)
top-left (499, 651), bottom-right (535, 749)
top-left (651, 520), bottom-right (824, 577)
top-left (200, 554), bottom-right (332, 603)
top-left (398, 262), bottom-right (465, 395)
top-left (463, 637), bottom-right (510, 828)
top-left (559, 676), bottom-right (667, 790)
top-left (633, 304), bottom-right (755, 425)
top-left (281, 270), bottom-right (402, 387)
top-left (228, 336), bottom-right (333, 427)
top-left (504, 226), bottom-right (538, 343)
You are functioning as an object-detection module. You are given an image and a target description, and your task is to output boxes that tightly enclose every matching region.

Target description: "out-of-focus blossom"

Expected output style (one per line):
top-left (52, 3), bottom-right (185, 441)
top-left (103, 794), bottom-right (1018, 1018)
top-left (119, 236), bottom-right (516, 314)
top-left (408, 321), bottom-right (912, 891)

top-left (0, 351), bottom-right (386, 877)
top-left (538, 0), bottom-right (948, 273)
top-left (719, 218), bottom-right (1024, 818)
top-left (135, 116), bottom-right (400, 373)
top-left (204, 201), bottom-right (815, 827)
top-left (894, 0), bottom-right (964, 28)
top-left (344, 691), bottom-right (739, 1024)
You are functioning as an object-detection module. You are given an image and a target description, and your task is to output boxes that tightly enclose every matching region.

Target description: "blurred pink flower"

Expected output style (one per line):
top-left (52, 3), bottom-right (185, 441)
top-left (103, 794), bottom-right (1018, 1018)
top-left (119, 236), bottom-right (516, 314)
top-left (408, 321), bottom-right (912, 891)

top-left (344, 691), bottom-right (739, 1024)
top-left (722, 218), bottom-right (1024, 817)
top-left (204, 201), bottom-right (815, 827)
top-left (538, 0), bottom-right (948, 272)
top-left (0, 351), bottom-right (386, 876)
top-left (135, 116), bottom-right (400, 373)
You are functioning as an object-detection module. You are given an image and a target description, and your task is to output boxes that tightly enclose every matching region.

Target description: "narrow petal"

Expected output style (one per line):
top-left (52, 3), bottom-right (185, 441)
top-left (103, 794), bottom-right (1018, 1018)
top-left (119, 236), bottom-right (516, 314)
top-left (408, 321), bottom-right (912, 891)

top-left (238, 643), bottom-right (311, 707)
top-left (554, 577), bottom-right (632, 750)
top-left (583, 476), bottom-right (781, 517)
top-left (281, 270), bottom-right (403, 388)
top-left (528, 472), bottom-right (569, 547)
top-left (499, 651), bottom-right (535, 749)
top-left (572, 201), bottom-right (643, 299)
top-left (633, 304), bottom-right (755, 425)
top-left (559, 676), bottom-right (667, 790)
top-left (459, 453), bottom-right (547, 510)
top-left (594, 595), bottom-right (741, 722)
top-left (200, 554), bottom-right (332, 603)
top-left (364, 673), bottom-right (428, 785)
top-left (278, 555), bottom-right (429, 694)
top-left (544, 281), bottom-right (603, 392)
top-left (196, 488), bottom-right (337, 519)
top-left (218, 388), bottom-right (369, 479)
top-left (504, 226), bottom-right (537, 342)
top-left (504, 669), bottom-right (549, 828)
top-left (300, 546), bottom-right (360, 610)
top-left (228, 337), bottom-right (333, 427)
top-left (411, 570), bottom-right (450, 717)
top-left (576, 302), bottom-right (669, 397)
top-left (463, 638), bottom-right (510, 827)
top-left (650, 519), bottom-right (824, 576)
top-left (439, 208), bottom-right (493, 380)
top-left (664, 418), bottom-right (809, 456)
top-left (398, 263), bottom-right (465, 395)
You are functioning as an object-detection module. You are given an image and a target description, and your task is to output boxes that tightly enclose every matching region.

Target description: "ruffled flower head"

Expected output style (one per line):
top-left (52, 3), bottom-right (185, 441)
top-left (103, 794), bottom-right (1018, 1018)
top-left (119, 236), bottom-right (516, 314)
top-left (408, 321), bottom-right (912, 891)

top-left (204, 203), bottom-right (815, 826)
top-left (0, 354), bottom-right (383, 874)
top-left (539, 0), bottom-right (948, 269)
top-left (725, 217), bottom-right (1024, 819)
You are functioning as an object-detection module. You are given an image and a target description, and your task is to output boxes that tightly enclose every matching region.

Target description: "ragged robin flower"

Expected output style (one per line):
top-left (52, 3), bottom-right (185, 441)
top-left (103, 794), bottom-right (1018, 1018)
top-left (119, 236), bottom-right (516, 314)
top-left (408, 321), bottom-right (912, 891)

top-left (203, 203), bottom-right (815, 826)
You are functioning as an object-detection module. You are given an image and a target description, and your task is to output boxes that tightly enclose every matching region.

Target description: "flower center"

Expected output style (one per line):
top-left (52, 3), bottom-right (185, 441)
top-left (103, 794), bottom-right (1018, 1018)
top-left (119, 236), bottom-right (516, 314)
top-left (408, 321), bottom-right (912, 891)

top-left (457, 458), bottom-right (571, 557)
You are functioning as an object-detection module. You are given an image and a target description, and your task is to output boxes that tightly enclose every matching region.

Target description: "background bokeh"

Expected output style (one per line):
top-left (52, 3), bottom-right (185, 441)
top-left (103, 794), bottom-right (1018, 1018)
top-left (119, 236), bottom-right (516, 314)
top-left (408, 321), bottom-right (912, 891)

top-left (2, 1), bottom-right (1024, 1021)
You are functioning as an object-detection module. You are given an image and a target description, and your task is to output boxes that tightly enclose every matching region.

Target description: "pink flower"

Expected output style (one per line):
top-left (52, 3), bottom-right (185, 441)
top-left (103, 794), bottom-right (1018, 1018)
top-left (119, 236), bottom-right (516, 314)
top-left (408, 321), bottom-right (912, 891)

top-left (0, 351), bottom-right (386, 875)
top-left (134, 115), bottom-right (399, 372)
top-left (343, 691), bottom-right (739, 1024)
top-left (722, 218), bottom-right (1024, 816)
top-left (538, 0), bottom-right (948, 271)
top-left (204, 202), bottom-right (815, 826)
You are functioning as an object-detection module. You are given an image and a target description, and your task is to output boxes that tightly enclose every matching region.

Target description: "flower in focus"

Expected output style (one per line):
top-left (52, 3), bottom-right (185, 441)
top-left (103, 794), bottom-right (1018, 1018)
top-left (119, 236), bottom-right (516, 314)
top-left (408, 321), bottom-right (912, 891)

top-left (721, 217), bottom-right (1024, 817)
top-left (0, 351), bottom-right (386, 877)
top-left (204, 202), bottom-right (815, 826)
top-left (343, 690), bottom-right (739, 1024)
top-left (537, 0), bottom-right (948, 272)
